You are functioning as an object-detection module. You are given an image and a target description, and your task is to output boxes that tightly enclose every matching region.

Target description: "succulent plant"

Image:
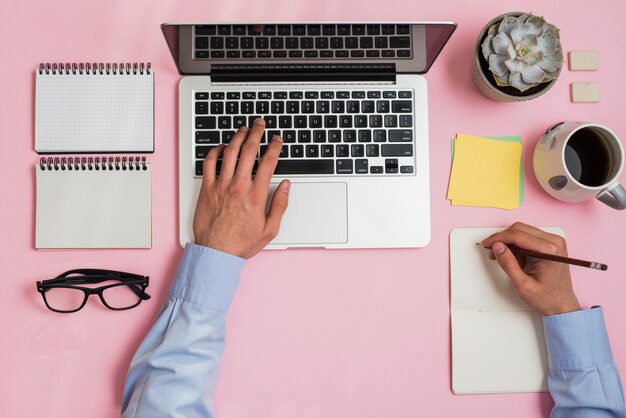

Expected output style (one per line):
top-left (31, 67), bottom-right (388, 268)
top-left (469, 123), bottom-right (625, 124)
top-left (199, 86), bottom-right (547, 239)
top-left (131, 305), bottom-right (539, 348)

top-left (481, 13), bottom-right (563, 92)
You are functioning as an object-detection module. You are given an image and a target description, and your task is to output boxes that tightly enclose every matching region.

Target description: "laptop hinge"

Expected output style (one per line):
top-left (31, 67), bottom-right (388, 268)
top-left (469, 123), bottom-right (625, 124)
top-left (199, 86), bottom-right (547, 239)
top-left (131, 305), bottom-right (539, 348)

top-left (211, 64), bottom-right (396, 83)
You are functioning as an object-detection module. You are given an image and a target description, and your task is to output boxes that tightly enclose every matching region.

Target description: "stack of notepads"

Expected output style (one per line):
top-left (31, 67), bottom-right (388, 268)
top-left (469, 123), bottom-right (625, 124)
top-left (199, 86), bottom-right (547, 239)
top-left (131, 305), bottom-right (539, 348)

top-left (35, 62), bottom-right (154, 249)
top-left (447, 134), bottom-right (524, 210)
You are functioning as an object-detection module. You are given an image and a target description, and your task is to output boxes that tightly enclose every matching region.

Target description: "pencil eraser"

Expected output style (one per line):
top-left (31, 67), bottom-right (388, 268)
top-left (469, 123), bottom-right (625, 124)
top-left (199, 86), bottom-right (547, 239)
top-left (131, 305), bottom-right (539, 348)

top-left (569, 51), bottom-right (598, 71)
top-left (571, 82), bottom-right (600, 103)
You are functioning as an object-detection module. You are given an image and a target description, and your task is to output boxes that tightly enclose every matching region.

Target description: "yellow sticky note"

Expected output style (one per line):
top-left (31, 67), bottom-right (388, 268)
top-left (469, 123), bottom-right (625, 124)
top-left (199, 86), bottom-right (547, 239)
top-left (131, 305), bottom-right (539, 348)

top-left (447, 134), bottom-right (522, 210)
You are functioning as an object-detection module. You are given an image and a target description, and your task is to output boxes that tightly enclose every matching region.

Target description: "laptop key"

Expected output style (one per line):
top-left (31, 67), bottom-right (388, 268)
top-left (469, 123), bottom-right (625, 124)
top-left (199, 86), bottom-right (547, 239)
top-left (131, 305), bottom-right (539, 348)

top-left (373, 130), bottom-right (387, 142)
top-left (328, 130), bottom-right (341, 143)
top-left (225, 102), bottom-right (239, 114)
top-left (298, 130), bottom-right (311, 143)
top-left (290, 145), bottom-right (304, 158)
top-left (399, 91), bottom-right (413, 98)
top-left (397, 25), bottom-right (410, 34)
top-left (309, 115), bottom-right (323, 128)
top-left (366, 50), bottom-right (380, 57)
top-left (210, 37), bottom-right (224, 49)
top-left (350, 51), bottom-right (365, 58)
top-left (240, 101), bottom-right (254, 114)
top-left (345, 37), bottom-right (359, 49)
top-left (366, 144), bottom-right (380, 157)
top-left (286, 37), bottom-right (299, 49)
top-left (293, 25), bottom-right (306, 35)
top-left (316, 101), bottom-right (330, 113)
top-left (382, 50), bottom-right (395, 57)
top-left (399, 115), bottom-right (413, 127)
top-left (279, 116), bottom-right (292, 128)
top-left (273, 92), bottom-right (288, 100)
top-left (336, 159), bottom-right (353, 174)
top-left (347, 101), bottom-right (360, 113)
top-left (301, 37), bottom-right (314, 49)
top-left (195, 102), bottom-right (208, 114)
top-left (339, 115), bottom-right (352, 128)
top-left (210, 102), bottom-right (224, 114)
top-left (265, 116), bottom-right (277, 129)
top-left (343, 130), bottom-right (357, 142)
top-left (322, 25), bottom-right (336, 35)
top-left (218, 116), bottom-right (231, 129)
top-left (196, 145), bottom-right (217, 159)
top-left (320, 50), bottom-right (334, 58)
top-left (389, 130), bottom-right (413, 142)
top-left (241, 37), bottom-right (254, 49)
top-left (369, 115), bottom-right (383, 127)
top-left (376, 100), bottom-right (390, 113)
top-left (336, 50), bottom-right (349, 58)
top-left (256, 101), bottom-right (269, 113)
top-left (358, 130), bottom-right (372, 142)
top-left (351, 144), bottom-right (364, 157)
top-left (362, 100), bottom-right (375, 112)
top-left (258, 51), bottom-right (271, 58)
top-left (271, 37), bottom-right (284, 49)
top-left (375, 37), bottom-right (388, 48)
top-left (354, 116), bottom-right (367, 127)
top-left (225, 37), bottom-right (238, 49)
top-left (338, 25), bottom-right (351, 35)
top-left (222, 131), bottom-right (236, 143)
top-left (289, 51), bottom-right (303, 58)
top-left (336, 145), bottom-right (349, 157)
top-left (287, 101), bottom-right (300, 113)
top-left (392, 100), bottom-right (413, 112)
top-left (226, 51), bottom-right (240, 59)
top-left (294, 116), bottom-right (307, 128)
top-left (273, 50), bottom-right (287, 58)
top-left (315, 37), bottom-right (329, 49)
top-left (283, 130), bottom-right (296, 143)
top-left (210, 51), bottom-right (224, 58)
top-left (332, 101), bottom-right (344, 113)
top-left (195, 116), bottom-right (216, 129)
top-left (196, 131), bottom-right (220, 144)
top-left (370, 165), bottom-right (383, 174)
top-left (233, 116), bottom-right (247, 129)
top-left (301, 101), bottom-right (315, 113)
top-left (259, 92), bottom-right (272, 99)
top-left (397, 50), bottom-right (411, 57)
top-left (242, 51), bottom-right (256, 58)
top-left (272, 101), bottom-right (285, 113)
top-left (306, 145), bottom-right (319, 157)
top-left (367, 24), bottom-right (380, 35)
top-left (384, 115), bottom-right (398, 127)
top-left (390, 36), bottom-right (411, 48)
top-left (195, 26), bottom-right (216, 35)
top-left (321, 144), bottom-right (334, 157)
top-left (401, 166), bottom-right (414, 173)
top-left (274, 160), bottom-right (334, 175)
top-left (195, 92), bottom-right (209, 100)
top-left (382, 144), bottom-right (413, 157)
top-left (324, 115), bottom-right (338, 128)
top-left (313, 130), bottom-right (327, 143)
top-left (195, 37), bottom-right (209, 49)
top-left (277, 25), bottom-right (290, 35)
top-left (355, 159), bottom-right (369, 174)
top-left (360, 37), bottom-right (373, 48)
top-left (383, 91), bottom-right (396, 98)
top-left (385, 158), bottom-right (399, 173)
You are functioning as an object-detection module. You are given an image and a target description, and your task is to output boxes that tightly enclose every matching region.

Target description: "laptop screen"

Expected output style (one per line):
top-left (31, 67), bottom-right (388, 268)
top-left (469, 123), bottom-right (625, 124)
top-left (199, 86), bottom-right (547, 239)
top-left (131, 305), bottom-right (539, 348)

top-left (161, 23), bottom-right (456, 76)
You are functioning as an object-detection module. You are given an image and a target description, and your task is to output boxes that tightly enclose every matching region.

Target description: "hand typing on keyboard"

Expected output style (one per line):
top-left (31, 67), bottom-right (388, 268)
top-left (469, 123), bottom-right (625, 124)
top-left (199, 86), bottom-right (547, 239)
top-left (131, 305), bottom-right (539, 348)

top-left (193, 118), bottom-right (291, 258)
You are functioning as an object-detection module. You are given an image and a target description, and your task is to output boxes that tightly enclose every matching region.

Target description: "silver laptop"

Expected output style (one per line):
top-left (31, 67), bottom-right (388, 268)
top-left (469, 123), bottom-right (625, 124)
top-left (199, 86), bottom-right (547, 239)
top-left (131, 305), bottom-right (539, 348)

top-left (162, 22), bottom-right (456, 249)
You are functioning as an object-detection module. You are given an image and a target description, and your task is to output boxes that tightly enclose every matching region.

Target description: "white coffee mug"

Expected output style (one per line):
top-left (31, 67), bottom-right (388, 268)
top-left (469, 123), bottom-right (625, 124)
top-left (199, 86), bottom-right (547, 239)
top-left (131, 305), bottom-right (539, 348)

top-left (533, 122), bottom-right (626, 210)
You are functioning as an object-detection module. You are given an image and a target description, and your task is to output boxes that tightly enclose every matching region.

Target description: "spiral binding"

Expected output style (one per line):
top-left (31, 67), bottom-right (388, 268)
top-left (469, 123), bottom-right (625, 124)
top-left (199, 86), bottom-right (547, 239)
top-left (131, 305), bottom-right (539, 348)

top-left (39, 156), bottom-right (147, 171)
top-left (38, 62), bottom-right (151, 75)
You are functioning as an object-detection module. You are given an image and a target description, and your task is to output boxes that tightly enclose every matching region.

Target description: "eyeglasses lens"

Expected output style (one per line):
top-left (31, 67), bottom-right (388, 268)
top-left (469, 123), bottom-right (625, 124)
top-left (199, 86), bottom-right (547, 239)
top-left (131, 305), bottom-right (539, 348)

top-left (101, 284), bottom-right (142, 309)
top-left (44, 287), bottom-right (86, 312)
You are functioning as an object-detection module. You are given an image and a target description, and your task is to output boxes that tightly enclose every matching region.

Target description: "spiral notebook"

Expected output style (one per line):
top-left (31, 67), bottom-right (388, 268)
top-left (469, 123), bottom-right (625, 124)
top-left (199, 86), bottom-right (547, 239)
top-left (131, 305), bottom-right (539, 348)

top-left (35, 63), bottom-right (154, 153)
top-left (36, 156), bottom-right (152, 249)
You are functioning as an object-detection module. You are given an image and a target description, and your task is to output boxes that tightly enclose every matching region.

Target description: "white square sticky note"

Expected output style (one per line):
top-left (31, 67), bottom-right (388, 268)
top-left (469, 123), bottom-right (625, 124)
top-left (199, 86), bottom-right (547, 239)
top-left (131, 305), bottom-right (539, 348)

top-left (571, 83), bottom-right (600, 103)
top-left (569, 51), bottom-right (598, 71)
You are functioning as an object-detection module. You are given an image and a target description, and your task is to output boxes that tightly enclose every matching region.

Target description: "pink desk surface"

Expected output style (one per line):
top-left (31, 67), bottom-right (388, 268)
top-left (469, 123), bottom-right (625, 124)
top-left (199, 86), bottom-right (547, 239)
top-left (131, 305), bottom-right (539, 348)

top-left (2, 0), bottom-right (625, 417)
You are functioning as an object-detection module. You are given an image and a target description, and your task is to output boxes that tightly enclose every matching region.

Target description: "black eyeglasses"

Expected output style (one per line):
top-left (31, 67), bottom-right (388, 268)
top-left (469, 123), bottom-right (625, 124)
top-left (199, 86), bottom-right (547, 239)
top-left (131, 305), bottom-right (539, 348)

top-left (36, 269), bottom-right (151, 313)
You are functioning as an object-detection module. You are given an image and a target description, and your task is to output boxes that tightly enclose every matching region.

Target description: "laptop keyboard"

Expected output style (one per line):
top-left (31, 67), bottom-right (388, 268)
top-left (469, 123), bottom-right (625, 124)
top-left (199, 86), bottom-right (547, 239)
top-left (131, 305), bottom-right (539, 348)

top-left (194, 88), bottom-right (415, 176)
top-left (194, 24), bottom-right (412, 60)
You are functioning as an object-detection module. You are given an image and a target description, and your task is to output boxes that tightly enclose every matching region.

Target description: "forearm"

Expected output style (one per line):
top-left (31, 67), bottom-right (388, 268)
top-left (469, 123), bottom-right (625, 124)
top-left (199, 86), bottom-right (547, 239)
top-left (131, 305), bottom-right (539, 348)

top-left (121, 244), bottom-right (244, 418)
top-left (545, 307), bottom-right (626, 418)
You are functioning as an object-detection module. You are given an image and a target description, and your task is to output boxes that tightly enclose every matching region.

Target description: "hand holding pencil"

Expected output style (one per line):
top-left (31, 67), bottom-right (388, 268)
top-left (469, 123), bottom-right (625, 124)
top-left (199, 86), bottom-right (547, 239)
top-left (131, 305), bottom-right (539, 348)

top-left (481, 222), bottom-right (582, 316)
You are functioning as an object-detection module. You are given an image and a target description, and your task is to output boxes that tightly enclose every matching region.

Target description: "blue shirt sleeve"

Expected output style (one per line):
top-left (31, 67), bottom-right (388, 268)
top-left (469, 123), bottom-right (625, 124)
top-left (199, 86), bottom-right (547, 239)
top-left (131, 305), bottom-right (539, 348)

top-left (121, 243), bottom-right (245, 418)
top-left (544, 307), bottom-right (626, 418)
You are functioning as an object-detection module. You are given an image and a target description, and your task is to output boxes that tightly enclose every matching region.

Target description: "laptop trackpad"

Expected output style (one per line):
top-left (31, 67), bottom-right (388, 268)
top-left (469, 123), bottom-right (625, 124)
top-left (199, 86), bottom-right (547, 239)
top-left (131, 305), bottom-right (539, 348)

top-left (268, 182), bottom-right (348, 245)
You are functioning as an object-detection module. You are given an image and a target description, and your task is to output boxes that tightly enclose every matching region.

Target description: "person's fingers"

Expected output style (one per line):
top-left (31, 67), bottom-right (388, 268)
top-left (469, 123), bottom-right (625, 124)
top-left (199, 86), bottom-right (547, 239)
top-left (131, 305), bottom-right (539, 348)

top-left (220, 126), bottom-right (249, 180)
top-left (202, 145), bottom-right (225, 184)
top-left (482, 229), bottom-right (558, 254)
top-left (507, 222), bottom-right (564, 243)
top-left (254, 135), bottom-right (283, 188)
top-left (235, 118), bottom-right (265, 178)
top-left (264, 180), bottom-right (291, 240)
top-left (491, 242), bottom-right (538, 297)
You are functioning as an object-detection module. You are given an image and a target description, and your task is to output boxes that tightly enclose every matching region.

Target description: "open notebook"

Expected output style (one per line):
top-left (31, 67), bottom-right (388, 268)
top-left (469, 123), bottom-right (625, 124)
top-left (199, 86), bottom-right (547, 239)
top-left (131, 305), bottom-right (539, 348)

top-left (450, 227), bottom-right (564, 394)
top-left (36, 156), bottom-right (152, 249)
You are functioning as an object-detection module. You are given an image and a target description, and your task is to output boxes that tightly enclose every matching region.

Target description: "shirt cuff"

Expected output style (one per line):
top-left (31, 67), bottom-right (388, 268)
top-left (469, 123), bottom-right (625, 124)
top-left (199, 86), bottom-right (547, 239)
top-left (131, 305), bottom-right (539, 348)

top-left (169, 243), bottom-right (246, 312)
top-left (543, 307), bottom-right (613, 370)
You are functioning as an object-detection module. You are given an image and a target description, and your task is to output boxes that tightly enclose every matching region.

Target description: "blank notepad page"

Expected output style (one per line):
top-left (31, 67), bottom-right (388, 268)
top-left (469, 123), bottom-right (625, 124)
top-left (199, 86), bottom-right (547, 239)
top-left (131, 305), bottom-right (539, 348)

top-left (36, 161), bottom-right (152, 249)
top-left (35, 68), bottom-right (153, 153)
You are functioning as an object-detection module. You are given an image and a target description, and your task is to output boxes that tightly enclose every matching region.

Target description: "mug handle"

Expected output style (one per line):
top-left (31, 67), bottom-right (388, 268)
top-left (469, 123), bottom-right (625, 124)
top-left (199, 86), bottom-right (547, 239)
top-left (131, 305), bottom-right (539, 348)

top-left (597, 182), bottom-right (626, 210)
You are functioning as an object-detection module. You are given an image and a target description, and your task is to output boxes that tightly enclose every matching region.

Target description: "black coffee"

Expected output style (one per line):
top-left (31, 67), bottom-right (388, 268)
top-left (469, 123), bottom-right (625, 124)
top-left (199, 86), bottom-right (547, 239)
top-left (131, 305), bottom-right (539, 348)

top-left (564, 129), bottom-right (613, 187)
